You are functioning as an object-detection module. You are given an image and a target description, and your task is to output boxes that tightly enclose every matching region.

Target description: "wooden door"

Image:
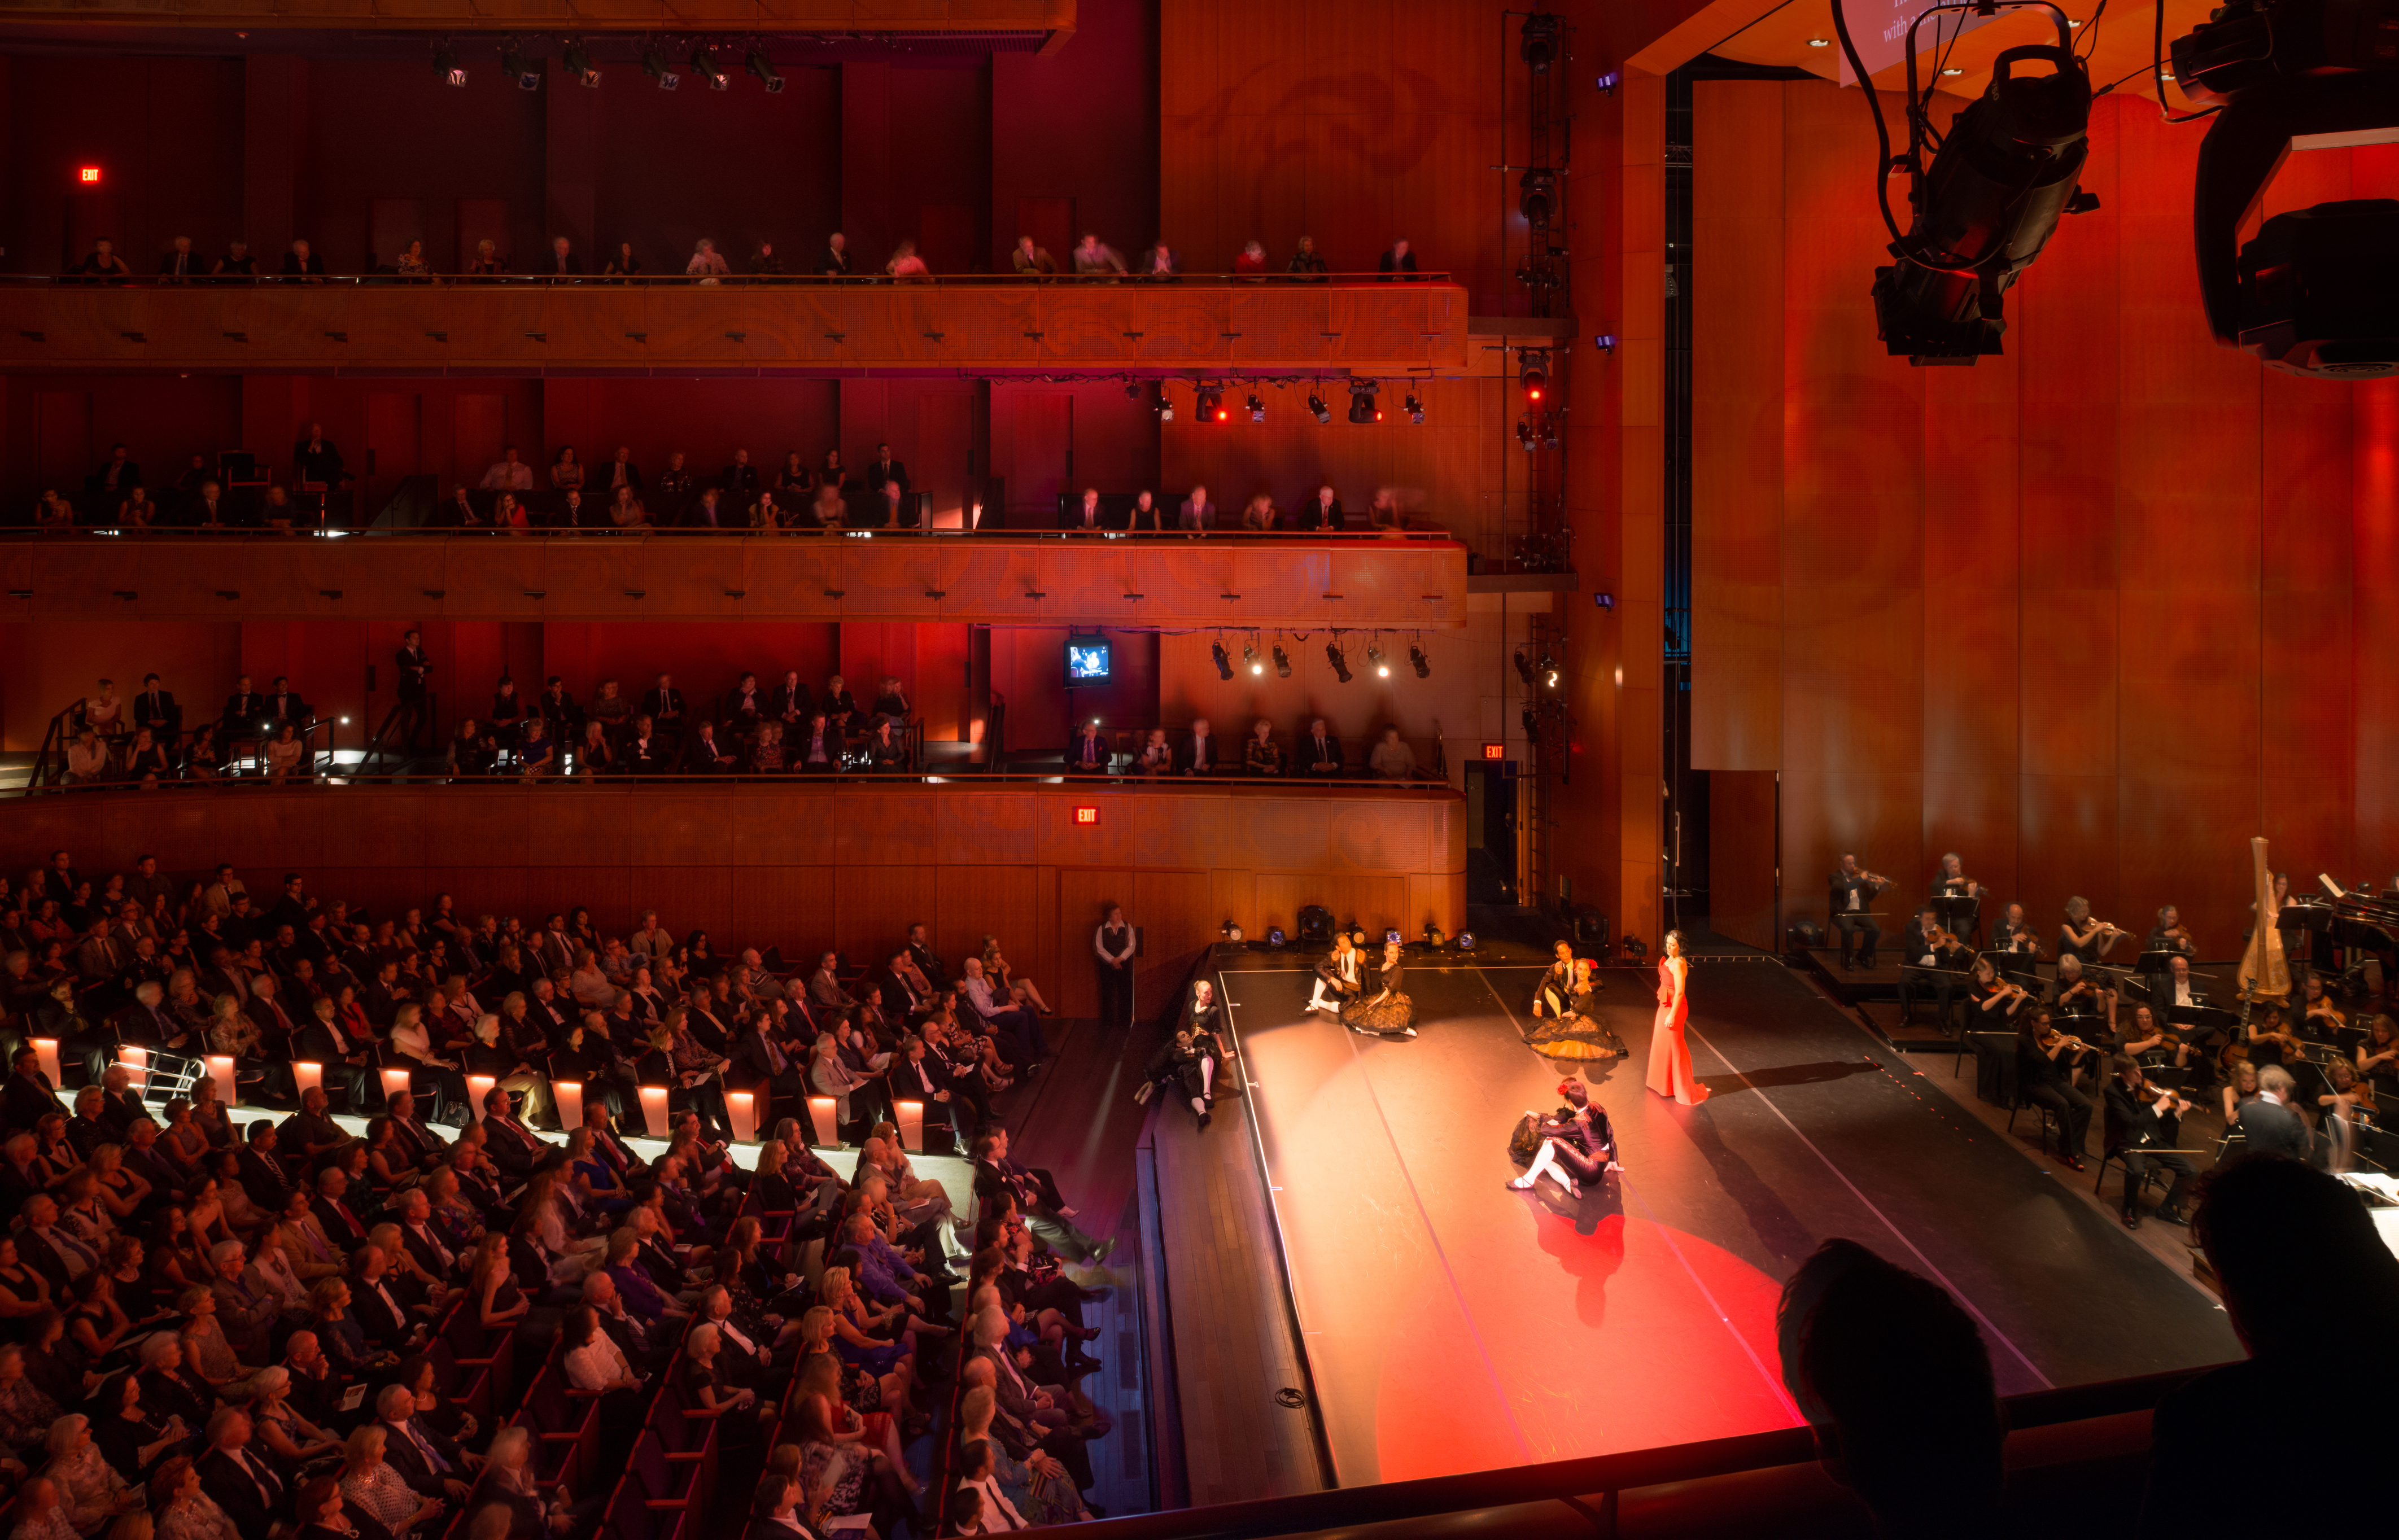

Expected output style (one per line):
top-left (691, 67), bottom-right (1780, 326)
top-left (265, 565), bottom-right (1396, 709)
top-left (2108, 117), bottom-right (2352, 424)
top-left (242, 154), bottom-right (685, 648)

top-left (455, 198), bottom-right (509, 273)
top-left (1012, 392), bottom-right (1072, 520)
top-left (367, 198), bottom-right (426, 273)
top-left (1015, 197), bottom-right (1074, 272)
top-left (365, 392), bottom-right (423, 518)
top-left (915, 391), bottom-right (975, 529)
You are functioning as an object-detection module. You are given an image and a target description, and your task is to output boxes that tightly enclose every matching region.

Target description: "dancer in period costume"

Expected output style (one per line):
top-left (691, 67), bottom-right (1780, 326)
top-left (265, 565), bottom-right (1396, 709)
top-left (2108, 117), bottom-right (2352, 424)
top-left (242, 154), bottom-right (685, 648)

top-left (1644, 930), bottom-right (1707, 1104)
top-left (1304, 934), bottom-right (1363, 1016)
top-left (1509, 1078), bottom-right (1619, 1198)
top-left (1528, 956), bottom-right (1624, 1062)
top-left (1341, 939), bottom-right (1415, 1039)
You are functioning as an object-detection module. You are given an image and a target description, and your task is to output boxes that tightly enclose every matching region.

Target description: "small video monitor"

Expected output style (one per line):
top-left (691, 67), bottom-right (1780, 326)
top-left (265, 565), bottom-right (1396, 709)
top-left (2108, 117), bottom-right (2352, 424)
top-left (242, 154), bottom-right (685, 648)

top-left (1066, 637), bottom-right (1113, 685)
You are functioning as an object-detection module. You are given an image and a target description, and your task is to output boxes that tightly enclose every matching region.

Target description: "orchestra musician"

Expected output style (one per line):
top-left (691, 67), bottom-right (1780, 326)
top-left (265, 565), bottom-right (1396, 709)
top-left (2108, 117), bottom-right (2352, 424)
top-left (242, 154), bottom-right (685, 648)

top-left (2103, 1056), bottom-right (2193, 1228)
top-left (1964, 956), bottom-right (2030, 1032)
top-left (2051, 955), bottom-right (2117, 1042)
top-left (1988, 902), bottom-right (2043, 987)
top-left (1930, 852), bottom-right (1980, 900)
top-left (1827, 854), bottom-right (1891, 972)
top-left (2059, 896), bottom-right (2125, 967)
top-left (2144, 905), bottom-right (2196, 958)
top-left (2244, 1004), bottom-right (2301, 1070)
top-left (2298, 973), bottom-right (2348, 1040)
top-left (2118, 1004), bottom-right (2202, 1077)
top-left (1897, 905), bottom-right (1972, 1030)
top-left (2018, 1008), bottom-right (2094, 1170)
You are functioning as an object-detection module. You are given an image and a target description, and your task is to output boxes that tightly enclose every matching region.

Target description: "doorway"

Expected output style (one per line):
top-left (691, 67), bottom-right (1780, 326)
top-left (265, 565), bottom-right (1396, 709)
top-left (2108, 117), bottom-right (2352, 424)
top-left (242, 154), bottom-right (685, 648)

top-left (1465, 760), bottom-right (1520, 905)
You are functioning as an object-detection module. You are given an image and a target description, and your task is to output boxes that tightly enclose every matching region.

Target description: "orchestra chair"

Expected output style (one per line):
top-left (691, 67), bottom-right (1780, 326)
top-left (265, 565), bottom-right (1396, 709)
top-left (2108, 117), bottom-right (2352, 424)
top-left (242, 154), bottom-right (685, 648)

top-left (2091, 1106), bottom-right (2171, 1202)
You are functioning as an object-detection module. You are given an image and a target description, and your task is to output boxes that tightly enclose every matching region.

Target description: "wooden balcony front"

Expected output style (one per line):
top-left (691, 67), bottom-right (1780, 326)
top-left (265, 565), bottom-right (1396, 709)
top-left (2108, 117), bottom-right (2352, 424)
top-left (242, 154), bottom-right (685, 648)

top-left (0, 0), bottom-right (1072, 32)
top-left (0, 277), bottom-right (1471, 375)
top-left (0, 531), bottom-right (1470, 627)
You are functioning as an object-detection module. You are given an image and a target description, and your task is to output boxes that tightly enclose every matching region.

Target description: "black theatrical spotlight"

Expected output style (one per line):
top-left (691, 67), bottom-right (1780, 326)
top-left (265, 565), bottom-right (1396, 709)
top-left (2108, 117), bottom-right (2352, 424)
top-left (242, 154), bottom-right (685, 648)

top-left (1520, 350), bottom-right (1548, 400)
top-left (435, 42), bottom-right (466, 86)
top-left (1513, 649), bottom-right (1536, 687)
top-left (1836, 1), bottom-right (2095, 364)
top-left (690, 45), bottom-right (730, 90)
top-left (643, 46), bottom-right (679, 89)
top-left (746, 46), bottom-right (786, 93)
top-left (1271, 644), bottom-right (1294, 679)
top-left (1520, 11), bottom-right (1562, 71)
top-left (1366, 641), bottom-right (1389, 679)
top-left (501, 41), bottom-right (541, 90)
top-left (1211, 640), bottom-right (1234, 681)
top-left (1519, 168), bottom-right (1557, 231)
top-left (563, 40), bottom-right (600, 88)
top-left (1196, 386), bottom-right (1225, 422)
top-left (1155, 382), bottom-right (1175, 422)
top-left (1307, 392), bottom-right (1331, 425)
top-left (1409, 644), bottom-right (1431, 679)
top-left (1123, 380), bottom-right (1141, 401)
top-left (1515, 421), bottom-right (1536, 452)
top-left (1247, 392), bottom-right (1265, 424)
top-left (1540, 416), bottom-right (1560, 451)
top-left (1243, 640), bottom-right (1262, 676)
top-left (1348, 379), bottom-right (1380, 423)
top-left (1404, 392), bottom-right (1425, 425)
top-left (1327, 640), bottom-right (1354, 684)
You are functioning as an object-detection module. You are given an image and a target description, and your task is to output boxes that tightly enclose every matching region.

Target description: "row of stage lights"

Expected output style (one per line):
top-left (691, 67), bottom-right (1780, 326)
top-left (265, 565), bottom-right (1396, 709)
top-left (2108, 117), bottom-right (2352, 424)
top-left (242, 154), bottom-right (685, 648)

top-left (1147, 356), bottom-right (1548, 428)
top-left (434, 36), bottom-right (786, 93)
top-left (1209, 634), bottom-right (1432, 683)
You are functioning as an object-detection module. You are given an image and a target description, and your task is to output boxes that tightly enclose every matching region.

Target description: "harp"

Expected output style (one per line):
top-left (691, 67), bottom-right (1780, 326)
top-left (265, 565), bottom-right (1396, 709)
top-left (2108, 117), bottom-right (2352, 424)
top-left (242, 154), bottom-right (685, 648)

top-left (2237, 835), bottom-right (2291, 1008)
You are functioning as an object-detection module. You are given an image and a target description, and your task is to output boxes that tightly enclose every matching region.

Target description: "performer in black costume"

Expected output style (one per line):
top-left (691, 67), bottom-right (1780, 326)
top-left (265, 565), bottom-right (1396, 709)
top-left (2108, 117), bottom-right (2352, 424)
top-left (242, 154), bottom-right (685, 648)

top-left (1341, 938), bottom-right (1415, 1039)
top-left (1143, 982), bottom-right (1236, 1130)
top-left (1528, 955), bottom-right (1623, 1062)
top-left (1509, 1078), bottom-right (1619, 1198)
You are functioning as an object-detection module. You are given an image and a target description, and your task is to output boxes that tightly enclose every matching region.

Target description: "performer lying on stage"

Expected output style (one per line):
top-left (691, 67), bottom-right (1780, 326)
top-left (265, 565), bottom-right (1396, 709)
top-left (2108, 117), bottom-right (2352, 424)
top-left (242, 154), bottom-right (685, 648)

top-left (1142, 1017), bottom-right (1235, 1130)
top-left (1509, 1078), bottom-right (1619, 1199)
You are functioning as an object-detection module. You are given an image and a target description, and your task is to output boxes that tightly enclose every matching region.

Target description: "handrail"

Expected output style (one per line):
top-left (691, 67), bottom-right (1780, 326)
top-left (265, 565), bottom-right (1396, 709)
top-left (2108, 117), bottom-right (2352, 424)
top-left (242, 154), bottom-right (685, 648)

top-left (1067, 1364), bottom-right (2222, 1540)
top-left (0, 524), bottom-right (1462, 543)
top-left (12, 765), bottom-right (1458, 797)
top-left (16, 270), bottom-right (1452, 290)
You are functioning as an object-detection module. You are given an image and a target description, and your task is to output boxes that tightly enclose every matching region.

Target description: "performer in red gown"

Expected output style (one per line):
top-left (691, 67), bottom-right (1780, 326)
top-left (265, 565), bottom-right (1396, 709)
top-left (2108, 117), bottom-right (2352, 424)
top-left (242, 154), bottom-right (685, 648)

top-left (1645, 930), bottom-right (1707, 1105)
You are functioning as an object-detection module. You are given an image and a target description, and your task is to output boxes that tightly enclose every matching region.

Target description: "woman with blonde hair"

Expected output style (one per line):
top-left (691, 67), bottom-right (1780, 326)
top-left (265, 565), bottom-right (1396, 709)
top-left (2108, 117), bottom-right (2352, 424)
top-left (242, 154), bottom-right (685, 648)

top-left (43, 1413), bottom-right (139, 1533)
top-left (337, 1424), bottom-right (441, 1536)
top-left (146, 1458), bottom-right (238, 1540)
top-left (980, 935), bottom-right (1053, 1017)
top-left (242, 1364), bottom-right (340, 1467)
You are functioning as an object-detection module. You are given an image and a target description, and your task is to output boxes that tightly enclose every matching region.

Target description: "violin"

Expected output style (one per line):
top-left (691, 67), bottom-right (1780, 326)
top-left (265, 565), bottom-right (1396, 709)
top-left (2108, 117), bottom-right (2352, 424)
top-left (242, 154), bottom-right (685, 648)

top-left (2038, 1025), bottom-right (2092, 1055)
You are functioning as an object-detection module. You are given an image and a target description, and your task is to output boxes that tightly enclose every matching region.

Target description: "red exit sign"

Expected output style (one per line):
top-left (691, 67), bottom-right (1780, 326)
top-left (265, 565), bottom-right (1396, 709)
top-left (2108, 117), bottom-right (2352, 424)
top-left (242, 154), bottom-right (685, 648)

top-left (78, 167), bottom-right (101, 184)
top-left (1074, 806), bottom-right (1099, 825)
top-left (1480, 742), bottom-right (1505, 760)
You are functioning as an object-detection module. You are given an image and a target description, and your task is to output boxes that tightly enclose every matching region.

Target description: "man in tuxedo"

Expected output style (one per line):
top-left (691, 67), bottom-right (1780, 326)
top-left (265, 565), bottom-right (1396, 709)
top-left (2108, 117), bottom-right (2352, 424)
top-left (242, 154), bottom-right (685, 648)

top-left (866, 443), bottom-right (908, 500)
top-left (1298, 719), bottom-right (1344, 776)
top-left (906, 923), bottom-right (947, 988)
top-left (264, 676), bottom-right (309, 734)
top-left (1176, 483), bottom-right (1215, 532)
top-left (347, 1246), bottom-right (430, 1346)
top-left (158, 235), bottom-right (204, 281)
top-left (384, 1091), bottom-right (449, 1170)
top-left (544, 236), bottom-right (584, 278)
top-left (1065, 721), bottom-right (1109, 775)
top-left (187, 476), bottom-right (231, 529)
top-left (394, 628), bottom-right (435, 754)
top-left (1061, 487), bottom-right (1112, 532)
top-left (529, 915), bottom-right (578, 981)
top-left (219, 673), bottom-right (268, 756)
top-left (895, 1032), bottom-right (979, 1147)
top-left (1378, 237), bottom-right (1419, 278)
top-left (1897, 905), bottom-right (1971, 1030)
top-left (281, 238), bottom-right (327, 282)
top-left (199, 1409), bottom-right (287, 1533)
top-left (18, 1196), bottom-right (99, 1291)
top-left (1827, 854), bottom-right (1890, 971)
top-left (639, 674), bottom-right (686, 745)
top-left (2236, 1066), bottom-right (2317, 1165)
top-left (313, 1165), bottom-right (373, 1245)
top-left (2102, 1056), bottom-right (2195, 1228)
top-left (132, 674), bottom-right (181, 741)
top-left (235, 1121), bottom-right (296, 1213)
top-left (478, 1087), bottom-right (547, 1178)
top-left (720, 449), bottom-right (761, 496)
top-left (377, 1384), bottom-right (477, 1502)
top-left (1174, 718), bottom-right (1217, 776)
top-left (600, 447), bottom-right (641, 495)
top-left (292, 423), bottom-right (348, 490)
top-left (90, 442), bottom-right (141, 502)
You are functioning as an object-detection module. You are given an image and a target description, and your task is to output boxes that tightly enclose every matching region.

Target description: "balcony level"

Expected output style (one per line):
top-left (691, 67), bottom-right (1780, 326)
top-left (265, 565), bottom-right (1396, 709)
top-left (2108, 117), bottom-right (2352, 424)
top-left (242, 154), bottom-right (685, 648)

top-left (0, 278), bottom-right (1471, 376)
top-left (0, 530), bottom-right (1470, 627)
top-left (0, 0), bottom-right (1072, 33)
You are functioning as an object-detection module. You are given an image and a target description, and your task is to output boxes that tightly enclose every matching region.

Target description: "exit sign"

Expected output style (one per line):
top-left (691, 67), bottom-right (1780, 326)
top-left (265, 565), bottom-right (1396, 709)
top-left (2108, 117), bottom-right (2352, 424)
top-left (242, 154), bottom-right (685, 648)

top-left (1480, 742), bottom-right (1505, 760)
top-left (1074, 806), bottom-right (1099, 825)
top-left (78, 167), bottom-right (100, 184)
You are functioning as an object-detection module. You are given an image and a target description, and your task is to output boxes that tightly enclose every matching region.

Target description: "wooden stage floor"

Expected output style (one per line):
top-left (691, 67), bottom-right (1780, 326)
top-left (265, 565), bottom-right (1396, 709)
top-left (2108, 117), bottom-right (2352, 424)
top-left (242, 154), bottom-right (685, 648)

top-left (1186, 948), bottom-right (2241, 1489)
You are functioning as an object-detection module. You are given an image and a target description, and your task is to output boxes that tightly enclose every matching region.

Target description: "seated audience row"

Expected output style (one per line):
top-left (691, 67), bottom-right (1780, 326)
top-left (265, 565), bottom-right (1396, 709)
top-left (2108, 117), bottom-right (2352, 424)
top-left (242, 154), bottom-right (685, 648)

top-left (1067, 719), bottom-right (1436, 781)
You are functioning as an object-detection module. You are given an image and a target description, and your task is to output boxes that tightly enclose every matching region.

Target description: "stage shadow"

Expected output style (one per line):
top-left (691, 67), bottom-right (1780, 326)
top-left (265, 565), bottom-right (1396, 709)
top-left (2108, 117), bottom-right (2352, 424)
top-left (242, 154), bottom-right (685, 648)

top-left (1703, 1058), bottom-right (1881, 1096)
top-left (1676, 1106), bottom-right (1819, 1270)
top-left (1531, 1179), bottom-right (1629, 1324)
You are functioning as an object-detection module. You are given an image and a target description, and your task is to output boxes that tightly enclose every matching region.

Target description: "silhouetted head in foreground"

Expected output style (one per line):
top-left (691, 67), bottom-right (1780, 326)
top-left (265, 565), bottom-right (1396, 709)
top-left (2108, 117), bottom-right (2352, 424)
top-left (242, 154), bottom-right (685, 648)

top-left (1778, 1239), bottom-right (2002, 1538)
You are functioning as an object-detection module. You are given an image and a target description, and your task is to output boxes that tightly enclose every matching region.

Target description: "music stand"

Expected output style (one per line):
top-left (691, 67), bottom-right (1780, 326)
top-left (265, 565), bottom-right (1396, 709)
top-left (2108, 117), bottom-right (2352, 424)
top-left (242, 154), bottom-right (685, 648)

top-left (1930, 893), bottom-right (1981, 944)
top-left (2166, 1004), bottom-right (2239, 1052)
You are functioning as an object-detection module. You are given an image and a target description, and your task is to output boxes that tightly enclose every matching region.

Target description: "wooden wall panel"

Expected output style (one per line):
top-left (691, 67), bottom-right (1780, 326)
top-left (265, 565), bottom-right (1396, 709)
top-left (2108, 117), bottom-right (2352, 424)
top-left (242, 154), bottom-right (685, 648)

top-left (834, 866), bottom-right (940, 969)
top-left (1054, 868), bottom-right (1136, 1019)
top-left (1130, 869), bottom-right (1216, 1009)
top-left (628, 867), bottom-right (735, 957)
top-left (1251, 874), bottom-right (1408, 939)
top-left (2358, 380), bottom-right (2399, 883)
top-left (935, 865), bottom-right (1041, 987)
top-left (728, 868), bottom-right (840, 953)
top-left (1706, 768), bottom-right (1779, 953)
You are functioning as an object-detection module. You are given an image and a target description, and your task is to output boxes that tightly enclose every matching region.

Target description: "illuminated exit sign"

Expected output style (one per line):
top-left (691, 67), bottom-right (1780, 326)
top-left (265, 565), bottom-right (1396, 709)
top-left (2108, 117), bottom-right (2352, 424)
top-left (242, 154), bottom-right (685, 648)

top-left (1074, 806), bottom-right (1099, 825)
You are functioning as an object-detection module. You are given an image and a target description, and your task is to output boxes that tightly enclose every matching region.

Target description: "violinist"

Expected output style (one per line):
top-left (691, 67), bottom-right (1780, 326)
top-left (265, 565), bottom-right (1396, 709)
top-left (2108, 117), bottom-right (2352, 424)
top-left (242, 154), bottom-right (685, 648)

top-left (2357, 1015), bottom-right (2398, 1083)
top-left (2059, 896), bottom-right (2125, 966)
top-left (2299, 973), bottom-right (2347, 1040)
top-left (2018, 1008), bottom-right (2093, 1170)
top-left (2051, 954), bottom-right (2117, 1040)
top-left (1989, 902), bottom-right (2042, 987)
top-left (2118, 1004), bottom-right (2201, 1076)
top-left (2317, 1058), bottom-right (2375, 1171)
top-left (2244, 1003), bottom-right (2301, 1069)
top-left (1827, 854), bottom-right (1890, 972)
top-left (1930, 852), bottom-right (1980, 900)
top-left (1965, 955), bottom-right (2029, 1026)
top-left (2103, 1056), bottom-right (2193, 1228)
top-left (1897, 905), bottom-right (1970, 1029)
top-left (2143, 905), bottom-right (2196, 959)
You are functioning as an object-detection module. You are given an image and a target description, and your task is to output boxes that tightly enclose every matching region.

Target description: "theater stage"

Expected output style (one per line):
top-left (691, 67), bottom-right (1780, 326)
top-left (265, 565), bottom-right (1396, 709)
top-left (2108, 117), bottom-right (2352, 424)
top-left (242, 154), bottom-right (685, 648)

top-left (1203, 949), bottom-right (2241, 1488)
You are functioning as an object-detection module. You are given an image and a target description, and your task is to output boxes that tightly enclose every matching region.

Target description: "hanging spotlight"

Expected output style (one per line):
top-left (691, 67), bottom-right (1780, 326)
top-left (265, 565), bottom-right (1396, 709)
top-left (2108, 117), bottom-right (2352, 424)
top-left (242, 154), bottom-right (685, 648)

top-left (563, 39), bottom-right (600, 87)
top-left (1243, 640), bottom-right (1262, 676)
top-left (642, 46), bottom-right (679, 89)
top-left (1347, 379), bottom-right (1379, 424)
top-left (745, 46), bottom-right (786, 93)
top-left (1155, 382), bottom-right (1175, 422)
top-left (1518, 168), bottom-right (1557, 230)
top-left (1540, 416), bottom-right (1560, 451)
top-left (1123, 380), bottom-right (1140, 400)
top-left (435, 42), bottom-right (466, 86)
top-left (1211, 641), bottom-right (1234, 681)
top-left (1520, 351), bottom-right (1548, 400)
top-left (1196, 387), bottom-right (1224, 422)
top-left (501, 40), bottom-right (542, 91)
top-left (1515, 421), bottom-right (1536, 452)
top-left (1519, 12), bottom-right (1562, 70)
top-left (1271, 644), bottom-right (1293, 678)
top-left (1326, 641), bottom-right (1353, 684)
top-left (690, 45), bottom-right (729, 89)
top-left (1404, 392), bottom-right (1425, 425)
top-left (1513, 650), bottom-right (1536, 686)
top-left (1247, 392), bottom-right (1265, 424)
top-left (1540, 650), bottom-right (1561, 688)
top-left (1366, 642), bottom-right (1389, 679)
top-left (1832, 3), bottom-right (2095, 364)
top-left (1409, 644), bottom-right (1431, 679)
top-left (1306, 392), bottom-right (1331, 425)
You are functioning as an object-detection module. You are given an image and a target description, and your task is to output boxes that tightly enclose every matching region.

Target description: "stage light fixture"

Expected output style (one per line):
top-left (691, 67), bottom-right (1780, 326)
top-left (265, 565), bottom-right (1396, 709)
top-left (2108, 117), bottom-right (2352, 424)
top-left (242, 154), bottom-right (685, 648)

top-left (1211, 641), bottom-right (1234, 681)
top-left (1518, 168), bottom-right (1557, 230)
top-left (1155, 383), bottom-right (1175, 422)
top-left (1519, 12), bottom-right (1561, 71)
top-left (691, 45), bottom-right (729, 89)
top-left (563, 40), bottom-right (600, 87)
top-left (643, 46), bottom-right (679, 89)
top-left (1247, 392), bottom-right (1265, 423)
top-left (745, 46), bottom-right (785, 93)
top-left (1514, 650), bottom-right (1536, 686)
top-left (1404, 393), bottom-right (1425, 425)
top-left (1307, 393), bottom-right (1331, 424)
top-left (1366, 642), bottom-right (1389, 678)
top-left (1196, 387), bottom-right (1225, 422)
top-left (1326, 641), bottom-right (1353, 684)
top-left (435, 43), bottom-right (466, 86)
top-left (1521, 351), bottom-right (1548, 400)
top-left (1516, 421), bottom-right (1536, 452)
top-left (1271, 644), bottom-right (1293, 678)
top-left (1124, 380), bottom-right (1140, 400)
top-left (1832, 1), bottom-right (2095, 364)
top-left (1347, 380), bottom-right (1379, 424)
top-left (1541, 417), bottom-right (1561, 451)
top-left (1243, 641), bottom-right (1262, 676)
top-left (501, 41), bottom-right (541, 91)
top-left (1409, 644), bottom-right (1430, 679)
top-left (2173, 1), bottom-right (2399, 377)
